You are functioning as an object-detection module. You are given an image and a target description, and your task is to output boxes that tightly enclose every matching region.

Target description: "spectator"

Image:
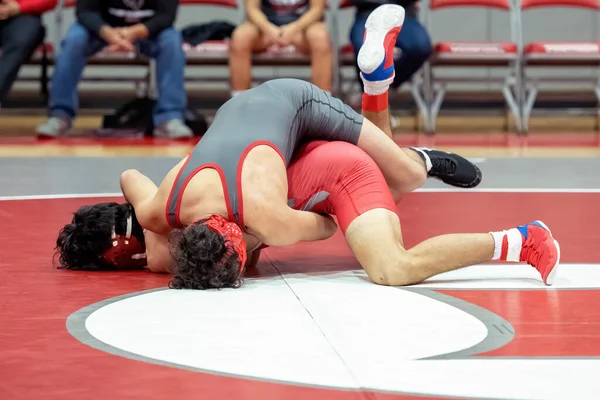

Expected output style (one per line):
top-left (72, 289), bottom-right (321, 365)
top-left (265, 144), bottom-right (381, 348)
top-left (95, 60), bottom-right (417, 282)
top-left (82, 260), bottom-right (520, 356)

top-left (229, 0), bottom-right (332, 96)
top-left (36, 0), bottom-right (191, 138)
top-left (349, 0), bottom-right (431, 91)
top-left (0, 0), bottom-right (56, 105)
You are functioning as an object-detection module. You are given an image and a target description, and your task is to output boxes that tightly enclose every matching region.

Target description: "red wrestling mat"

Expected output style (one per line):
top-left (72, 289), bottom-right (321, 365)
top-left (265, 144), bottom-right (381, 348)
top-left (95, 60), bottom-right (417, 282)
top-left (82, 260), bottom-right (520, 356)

top-left (0, 191), bottom-right (598, 400)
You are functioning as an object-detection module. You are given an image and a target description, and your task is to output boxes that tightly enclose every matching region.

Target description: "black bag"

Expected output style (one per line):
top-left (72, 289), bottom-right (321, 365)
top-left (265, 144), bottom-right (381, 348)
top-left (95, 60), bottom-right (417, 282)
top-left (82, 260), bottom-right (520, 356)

top-left (101, 97), bottom-right (155, 136)
top-left (100, 97), bottom-right (208, 137)
top-left (181, 21), bottom-right (236, 46)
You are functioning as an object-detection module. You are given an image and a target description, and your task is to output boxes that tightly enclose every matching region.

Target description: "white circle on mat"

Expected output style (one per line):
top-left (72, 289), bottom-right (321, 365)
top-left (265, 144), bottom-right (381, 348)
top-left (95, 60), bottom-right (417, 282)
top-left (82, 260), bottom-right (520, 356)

top-left (85, 276), bottom-right (485, 388)
top-left (84, 274), bottom-right (600, 399)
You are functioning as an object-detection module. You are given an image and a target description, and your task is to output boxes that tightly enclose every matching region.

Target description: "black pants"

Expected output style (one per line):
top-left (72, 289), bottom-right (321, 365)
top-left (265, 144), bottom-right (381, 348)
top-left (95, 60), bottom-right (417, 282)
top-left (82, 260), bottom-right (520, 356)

top-left (0, 14), bottom-right (44, 103)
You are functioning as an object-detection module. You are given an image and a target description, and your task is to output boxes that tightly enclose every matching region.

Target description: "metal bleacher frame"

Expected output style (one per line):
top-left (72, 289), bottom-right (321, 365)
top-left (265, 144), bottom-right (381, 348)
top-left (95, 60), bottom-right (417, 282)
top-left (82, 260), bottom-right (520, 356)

top-left (417, 0), bottom-right (522, 133)
top-left (518, 0), bottom-right (600, 132)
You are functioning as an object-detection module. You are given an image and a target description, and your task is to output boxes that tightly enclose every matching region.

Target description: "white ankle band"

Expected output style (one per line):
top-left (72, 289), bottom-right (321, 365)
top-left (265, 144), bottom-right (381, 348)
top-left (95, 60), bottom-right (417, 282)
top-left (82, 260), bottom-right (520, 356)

top-left (361, 73), bottom-right (394, 96)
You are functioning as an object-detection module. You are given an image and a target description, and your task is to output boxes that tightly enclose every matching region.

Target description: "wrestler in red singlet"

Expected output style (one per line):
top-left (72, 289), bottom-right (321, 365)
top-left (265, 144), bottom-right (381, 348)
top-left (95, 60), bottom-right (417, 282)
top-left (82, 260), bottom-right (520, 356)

top-left (286, 140), bottom-right (396, 235)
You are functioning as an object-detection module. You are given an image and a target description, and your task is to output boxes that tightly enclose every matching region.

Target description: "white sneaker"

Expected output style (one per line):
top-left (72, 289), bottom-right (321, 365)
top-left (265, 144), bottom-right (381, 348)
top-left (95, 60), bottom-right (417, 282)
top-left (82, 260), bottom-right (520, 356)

top-left (154, 120), bottom-right (193, 139)
top-left (36, 117), bottom-right (72, 138)
top-left (357, 4), bottom-right (405, 80)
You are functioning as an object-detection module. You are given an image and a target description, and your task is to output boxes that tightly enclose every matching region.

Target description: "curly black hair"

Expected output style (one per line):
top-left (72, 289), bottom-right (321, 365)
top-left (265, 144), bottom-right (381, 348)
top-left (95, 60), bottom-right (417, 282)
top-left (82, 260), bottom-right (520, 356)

top-left (55, 202), bottom-right (144, 270)
top-left (169, 220), bottom-right (243, 290)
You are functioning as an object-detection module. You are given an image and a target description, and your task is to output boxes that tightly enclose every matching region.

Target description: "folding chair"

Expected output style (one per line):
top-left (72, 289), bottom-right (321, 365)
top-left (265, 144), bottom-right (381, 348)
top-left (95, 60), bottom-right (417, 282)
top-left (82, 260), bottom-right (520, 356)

top-left (420, 0), bottom-right (522, 132)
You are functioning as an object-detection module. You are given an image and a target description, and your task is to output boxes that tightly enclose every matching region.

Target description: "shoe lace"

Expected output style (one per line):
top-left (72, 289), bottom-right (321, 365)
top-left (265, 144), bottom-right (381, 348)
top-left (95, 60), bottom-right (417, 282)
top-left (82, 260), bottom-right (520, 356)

top-left (431, 156), bottom-right (457, 176)
top-left (521, 238), bottom-right (543, 268)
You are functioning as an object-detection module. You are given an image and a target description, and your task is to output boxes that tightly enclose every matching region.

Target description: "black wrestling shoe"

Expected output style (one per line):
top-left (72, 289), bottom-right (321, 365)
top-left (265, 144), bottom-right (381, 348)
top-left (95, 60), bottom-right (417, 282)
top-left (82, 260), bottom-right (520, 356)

top-left (421, 149), bottom-right (482, 188)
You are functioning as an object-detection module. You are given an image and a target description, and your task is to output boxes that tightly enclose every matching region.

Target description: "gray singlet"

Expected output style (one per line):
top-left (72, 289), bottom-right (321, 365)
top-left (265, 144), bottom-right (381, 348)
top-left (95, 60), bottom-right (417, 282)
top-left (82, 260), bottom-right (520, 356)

top-left (166, 79), bottom-right (364, 231)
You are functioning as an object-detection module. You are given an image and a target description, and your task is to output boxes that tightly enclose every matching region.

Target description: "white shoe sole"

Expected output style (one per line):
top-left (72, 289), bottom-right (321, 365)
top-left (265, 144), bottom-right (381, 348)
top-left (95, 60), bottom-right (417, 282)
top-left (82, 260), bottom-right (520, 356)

top-left (357, 4), bottom-right (405, 74)
top-left (534, 220), bottom-right (561, 286)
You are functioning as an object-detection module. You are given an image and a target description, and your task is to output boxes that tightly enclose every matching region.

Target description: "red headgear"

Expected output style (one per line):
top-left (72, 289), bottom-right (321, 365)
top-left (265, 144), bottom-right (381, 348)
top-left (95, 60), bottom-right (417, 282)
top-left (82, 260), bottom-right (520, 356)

top-left (101, 211), bottom-right (147, 269)
top-left (202, 215), bottom-right (247, 272)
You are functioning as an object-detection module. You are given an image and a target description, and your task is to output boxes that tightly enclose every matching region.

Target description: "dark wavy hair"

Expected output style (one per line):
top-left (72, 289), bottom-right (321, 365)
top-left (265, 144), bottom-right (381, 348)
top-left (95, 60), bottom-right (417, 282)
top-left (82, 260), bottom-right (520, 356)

top-left (55, 202), bottom-right (144, 270)
top-left (168, 219), bottom-right (243, 290)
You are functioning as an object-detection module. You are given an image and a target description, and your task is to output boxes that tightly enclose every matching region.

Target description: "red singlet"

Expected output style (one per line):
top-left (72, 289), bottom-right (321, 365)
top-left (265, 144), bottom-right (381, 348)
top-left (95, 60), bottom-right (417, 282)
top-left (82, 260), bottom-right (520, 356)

top-left (286, 140), bottom-right (397, 234)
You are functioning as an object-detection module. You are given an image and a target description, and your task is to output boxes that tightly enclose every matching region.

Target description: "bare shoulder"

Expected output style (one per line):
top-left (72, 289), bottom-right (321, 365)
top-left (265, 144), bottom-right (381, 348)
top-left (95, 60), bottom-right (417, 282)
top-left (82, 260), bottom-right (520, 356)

top-left (243, 195), bottom-right (290, 242)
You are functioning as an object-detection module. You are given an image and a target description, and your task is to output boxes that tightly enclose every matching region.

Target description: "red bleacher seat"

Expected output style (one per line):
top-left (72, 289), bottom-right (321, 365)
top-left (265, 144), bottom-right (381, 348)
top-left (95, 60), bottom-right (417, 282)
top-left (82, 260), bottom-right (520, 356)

top-left (435, 42), bottom-right (517, 54)
top-left (430, 0), bottom-right (516, 66)
top-left (524, 42), bottom-right (600, 66)
top-left (525, 42), bottom-right (600, 54)
top-left (338, 0), bottom-right (356, 66)
top-left (433, 41), bottom-right (517, 66)
top-left (418, 0), bottom-right (521, 132)
top-left (523, 40), bottom-right (600, 66)
top-left (26, 43), bottom-right (54, 63)
top-left (521, 0), bottom-right (600, 66)
top-left (519, 0), bottom-right (600, 130)
top-left (340, 43), bottom-right (353, 54)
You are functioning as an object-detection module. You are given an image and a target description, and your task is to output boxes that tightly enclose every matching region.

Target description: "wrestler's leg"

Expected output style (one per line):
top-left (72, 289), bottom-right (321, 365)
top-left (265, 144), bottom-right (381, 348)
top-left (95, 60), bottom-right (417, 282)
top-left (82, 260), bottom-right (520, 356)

top-left (308, 141), bottom-right (560, 286)
top-left (120, 169), bottom-right (160, 229)
top-left (345, 208), bottom-right (560, 287)
top-left (354, 4), bottom-right (481, 199)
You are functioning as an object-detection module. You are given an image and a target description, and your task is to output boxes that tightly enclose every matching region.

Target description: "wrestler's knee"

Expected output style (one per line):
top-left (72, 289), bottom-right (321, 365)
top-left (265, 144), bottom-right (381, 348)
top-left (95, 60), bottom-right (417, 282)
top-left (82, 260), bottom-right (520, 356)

top-left (402, 152), bottom-right (428, 192)
top-left (385, 161), bottom-right (426, 203)
top-left (366, 254), bottom-right (423, 287)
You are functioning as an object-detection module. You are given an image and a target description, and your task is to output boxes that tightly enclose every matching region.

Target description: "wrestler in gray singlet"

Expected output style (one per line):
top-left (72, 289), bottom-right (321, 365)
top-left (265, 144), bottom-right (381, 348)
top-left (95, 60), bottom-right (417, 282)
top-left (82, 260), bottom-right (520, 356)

top-left (166, 79), bottom-right (363, 231)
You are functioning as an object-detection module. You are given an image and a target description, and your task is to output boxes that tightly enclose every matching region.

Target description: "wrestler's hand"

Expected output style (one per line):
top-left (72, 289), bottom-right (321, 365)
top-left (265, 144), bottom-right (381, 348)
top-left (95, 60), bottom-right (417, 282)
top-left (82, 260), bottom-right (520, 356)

top-left (319, 213), bottom-right (338, 240)
top-left (278, 23), bottom-right (300, 46)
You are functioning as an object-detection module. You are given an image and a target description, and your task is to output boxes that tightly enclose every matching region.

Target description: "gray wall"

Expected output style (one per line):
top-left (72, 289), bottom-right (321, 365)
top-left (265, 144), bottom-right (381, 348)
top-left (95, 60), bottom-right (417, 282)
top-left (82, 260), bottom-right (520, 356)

top-left (14, 1), bottom-right (600, 93)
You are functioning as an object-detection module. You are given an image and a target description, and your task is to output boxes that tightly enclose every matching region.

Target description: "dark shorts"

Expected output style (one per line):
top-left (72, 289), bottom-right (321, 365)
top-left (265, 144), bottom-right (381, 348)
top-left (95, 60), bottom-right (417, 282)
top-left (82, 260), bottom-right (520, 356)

top-left (267, 16), bottom-right (300, 26)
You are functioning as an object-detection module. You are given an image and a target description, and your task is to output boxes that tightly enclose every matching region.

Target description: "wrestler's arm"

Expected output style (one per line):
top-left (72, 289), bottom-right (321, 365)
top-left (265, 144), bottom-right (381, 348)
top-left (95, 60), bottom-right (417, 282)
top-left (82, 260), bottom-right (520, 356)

top-left (120, 169), bottom-right (158, 206)
top-left (120, 169), bottom-right (160, 228)
top-left (255, 208), bottom-right (337, 246)
top-left (245, 248), bottom-right (262, 270)
top-left (144, 230), bottom-right (174, 273)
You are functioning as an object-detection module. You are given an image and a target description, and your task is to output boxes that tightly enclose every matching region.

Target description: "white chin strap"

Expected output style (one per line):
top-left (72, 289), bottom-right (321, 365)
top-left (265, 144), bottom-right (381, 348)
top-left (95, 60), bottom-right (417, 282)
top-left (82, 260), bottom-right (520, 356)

top-left (111, 214), bottom-right (133, 246)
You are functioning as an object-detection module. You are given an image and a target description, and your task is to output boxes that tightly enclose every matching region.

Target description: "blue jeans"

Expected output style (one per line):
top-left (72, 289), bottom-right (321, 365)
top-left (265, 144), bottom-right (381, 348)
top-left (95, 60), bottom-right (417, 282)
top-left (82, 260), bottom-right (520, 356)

top-left (49, 23), bottom-right (187, 125)
top-left (350, 11), bottom-right (432, 89)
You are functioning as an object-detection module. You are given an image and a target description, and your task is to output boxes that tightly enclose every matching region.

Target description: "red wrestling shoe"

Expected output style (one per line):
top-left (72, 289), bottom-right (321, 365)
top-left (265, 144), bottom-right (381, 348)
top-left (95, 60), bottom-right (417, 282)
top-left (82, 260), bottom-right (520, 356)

top-left (517, 221), bottom-right (561, 285)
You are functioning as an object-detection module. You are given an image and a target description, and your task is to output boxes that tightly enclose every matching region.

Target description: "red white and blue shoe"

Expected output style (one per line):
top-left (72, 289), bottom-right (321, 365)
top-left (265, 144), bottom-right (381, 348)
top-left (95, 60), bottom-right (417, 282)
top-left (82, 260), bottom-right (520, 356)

top-left (357, 4), bottom-right (405, 84)
top-left (513, 221), bottom-right (561, 285)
